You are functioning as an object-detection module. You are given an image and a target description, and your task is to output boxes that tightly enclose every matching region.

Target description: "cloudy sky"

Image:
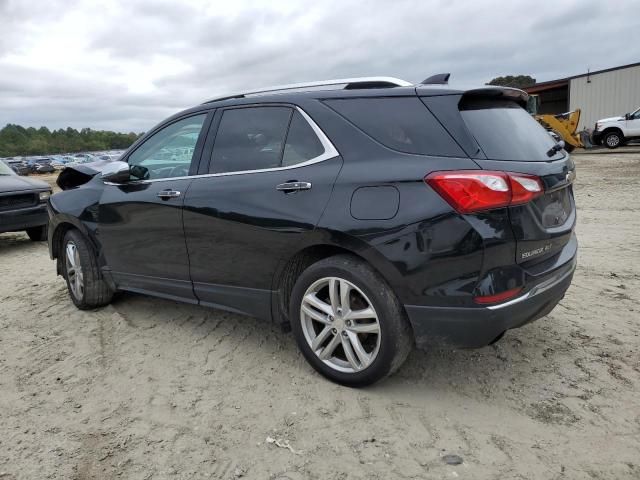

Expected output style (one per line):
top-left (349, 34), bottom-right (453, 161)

top-left (1, 0), bottom-right (638, 132)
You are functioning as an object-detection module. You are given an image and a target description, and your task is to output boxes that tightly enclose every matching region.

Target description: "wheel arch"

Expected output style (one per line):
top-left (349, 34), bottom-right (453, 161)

top-left (50, 215), bottom-right (100, 275)
top-left (50, 217), bottom-right (90, 257)
top-left (601, 126), bottom-right (624, 137)
top-left (271, 234), bottom-right (405, 327)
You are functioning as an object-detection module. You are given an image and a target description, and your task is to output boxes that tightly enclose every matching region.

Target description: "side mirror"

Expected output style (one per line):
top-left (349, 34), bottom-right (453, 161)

top-left (558, 139), bottom-right (566, 150)
top-left (625, 113), bottom-right (631, 120)
top-left (101, 161), bottom-right (130, 184)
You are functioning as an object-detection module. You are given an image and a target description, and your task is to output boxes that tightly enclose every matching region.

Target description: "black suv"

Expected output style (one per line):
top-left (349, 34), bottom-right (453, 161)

top-left (48, 76), bottom-right (577, 386)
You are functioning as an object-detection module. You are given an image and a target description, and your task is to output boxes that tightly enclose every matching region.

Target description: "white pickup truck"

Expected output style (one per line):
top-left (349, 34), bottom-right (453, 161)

top-left (592, 107), bottom-right (640, 148)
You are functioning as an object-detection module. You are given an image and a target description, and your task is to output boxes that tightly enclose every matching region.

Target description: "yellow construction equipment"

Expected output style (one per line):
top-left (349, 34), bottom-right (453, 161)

top-left (526, 95), bottom-right (583, 151)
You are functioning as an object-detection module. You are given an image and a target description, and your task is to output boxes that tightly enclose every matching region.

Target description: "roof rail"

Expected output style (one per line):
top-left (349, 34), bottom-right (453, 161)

top-left (203, 77), bottom-right (413, 104)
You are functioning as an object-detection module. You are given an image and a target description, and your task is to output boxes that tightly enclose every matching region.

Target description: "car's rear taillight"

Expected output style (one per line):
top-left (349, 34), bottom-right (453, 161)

top-left (425, 170), bottom-right (543, 214)
top-left (508, 174), bottom-right (544, 205)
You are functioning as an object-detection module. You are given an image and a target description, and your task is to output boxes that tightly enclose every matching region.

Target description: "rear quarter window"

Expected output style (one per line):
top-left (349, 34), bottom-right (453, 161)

top-left (282, 111), bottom-right (325, 167)
top-left (324, 97), bottom-right (465, 157)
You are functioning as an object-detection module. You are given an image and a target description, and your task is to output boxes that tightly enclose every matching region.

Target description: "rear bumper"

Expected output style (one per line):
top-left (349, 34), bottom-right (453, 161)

top-left (0, 204), bottom-right (48, 233)
top-left (405, 255), bottom-right (576, 349)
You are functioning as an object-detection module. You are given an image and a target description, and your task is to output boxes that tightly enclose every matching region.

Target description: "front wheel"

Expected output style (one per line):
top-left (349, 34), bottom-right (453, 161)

top-left (62, 230), bottom-right (113, 310)
top-left (289, 255), bottom-right (413, 387)
top-left (604, 131), bottom-right (623, 149)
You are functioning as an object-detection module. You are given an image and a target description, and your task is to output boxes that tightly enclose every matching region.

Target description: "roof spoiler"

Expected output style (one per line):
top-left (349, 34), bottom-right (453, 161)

top-left (421, 73), bottom-right (450, 85)
top-left (462, 86), bottom-right (529, 107)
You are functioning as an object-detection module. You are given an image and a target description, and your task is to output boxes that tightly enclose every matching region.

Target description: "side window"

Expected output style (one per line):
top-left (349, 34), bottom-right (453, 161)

top-left (324, 97), bottom-right (465, 157)
top-left (128, 114), bottom-right (206, 180)
top-left (210, 107), bottom-right (292, 174)
top-left (282, 111), bottom-right (325, 166)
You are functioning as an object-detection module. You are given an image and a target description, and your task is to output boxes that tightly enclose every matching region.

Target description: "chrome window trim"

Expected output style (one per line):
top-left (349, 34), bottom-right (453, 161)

top-left (107, 106), bottom-right (340, 186)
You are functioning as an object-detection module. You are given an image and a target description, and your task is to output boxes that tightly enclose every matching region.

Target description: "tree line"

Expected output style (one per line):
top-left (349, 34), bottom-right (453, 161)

top-left (486, 75), bottom-right (536, 89)
top-left (0, 124), bottom-right (143, 157)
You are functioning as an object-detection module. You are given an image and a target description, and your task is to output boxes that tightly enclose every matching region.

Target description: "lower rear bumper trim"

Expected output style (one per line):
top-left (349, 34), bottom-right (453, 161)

top-left (486, 263), bottom-right (576, 310)
top-left (404, 257), bottom-right (576, 349)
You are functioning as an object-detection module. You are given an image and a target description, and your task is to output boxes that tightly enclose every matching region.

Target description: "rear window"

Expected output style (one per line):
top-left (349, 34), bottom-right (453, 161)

top-left (460, 99), bottom-right (564, 161)
top-left (324, 97), bottom-right (465, 157)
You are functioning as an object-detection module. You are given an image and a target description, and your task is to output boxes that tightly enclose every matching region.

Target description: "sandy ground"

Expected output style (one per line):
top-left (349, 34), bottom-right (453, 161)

top-left (1, 152), bottom-right (639, 480)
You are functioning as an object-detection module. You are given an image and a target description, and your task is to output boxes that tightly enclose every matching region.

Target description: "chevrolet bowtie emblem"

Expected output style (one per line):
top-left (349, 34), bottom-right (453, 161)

top-left (566, 170), bottom-right (576, 183)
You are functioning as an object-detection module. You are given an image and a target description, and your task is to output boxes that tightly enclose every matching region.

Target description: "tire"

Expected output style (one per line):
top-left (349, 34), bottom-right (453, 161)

top-left (26, 225), bottom-right (47, 241)
top-left (62, 229), bottom-right (113, 310)
top-left (289, 254), bottom-right (413, 387)
top-left (604, 131), bottom-right (623, 149)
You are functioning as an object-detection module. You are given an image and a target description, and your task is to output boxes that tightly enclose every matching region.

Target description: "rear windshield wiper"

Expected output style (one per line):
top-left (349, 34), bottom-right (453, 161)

top-left (546, 142), bottom-right (565, 157)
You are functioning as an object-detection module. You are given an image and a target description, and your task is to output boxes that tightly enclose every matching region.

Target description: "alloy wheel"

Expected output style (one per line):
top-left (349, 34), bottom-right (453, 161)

top-left (300, 277), bottom-right (381, 373)
top-left (606, 134), bottom-right (620, 147)
top-left (65, 241), bottom-right (84, 300)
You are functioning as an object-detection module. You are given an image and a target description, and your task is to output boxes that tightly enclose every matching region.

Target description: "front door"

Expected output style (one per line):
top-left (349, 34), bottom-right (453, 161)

top-left (183, 105), bottom-right (342, 318)
top-left (625, 107), bottom-right (640, 137)
top-left (98, 112), bottom-right (210, 302)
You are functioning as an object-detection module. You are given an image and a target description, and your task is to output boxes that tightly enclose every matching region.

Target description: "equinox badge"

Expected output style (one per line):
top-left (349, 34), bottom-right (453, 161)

top-left (521, 243), bottom-right (553, 260)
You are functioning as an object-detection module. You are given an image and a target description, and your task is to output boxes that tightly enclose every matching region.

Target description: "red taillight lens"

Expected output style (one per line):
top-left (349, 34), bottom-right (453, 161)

top-left (509, 174), bottom-right (544, 205)
top-left (425, 170), bottom-right (543, 214)
top-left (473, 287), bottom-right (522, 305)
top-left (425, 171), bottom-right (510, 213)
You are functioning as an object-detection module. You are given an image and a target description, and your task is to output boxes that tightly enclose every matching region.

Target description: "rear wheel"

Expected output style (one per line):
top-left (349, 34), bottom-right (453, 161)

top-left (62, 230), bottom-right (113, 310)
top-left (289, 255), bottom-right (413, 387)
top-left (26, 225), bottom-right (47, 241)
top-left (604, 131), bottom-right (623, 149)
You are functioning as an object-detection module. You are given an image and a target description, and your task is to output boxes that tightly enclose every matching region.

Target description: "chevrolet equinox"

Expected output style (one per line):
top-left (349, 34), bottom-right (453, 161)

top-left (48, 75), bottom-right (577, 386)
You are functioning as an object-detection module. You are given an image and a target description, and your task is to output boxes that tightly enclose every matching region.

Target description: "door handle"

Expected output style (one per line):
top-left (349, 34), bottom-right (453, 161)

top-left (157, 189), bottom-right (181, 199)
top-left (276, 181), bottom-right (312, 193)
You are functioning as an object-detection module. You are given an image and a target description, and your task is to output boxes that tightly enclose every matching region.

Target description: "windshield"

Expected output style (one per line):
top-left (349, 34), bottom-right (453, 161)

top-left (460, 99), bottom-right (564, 161)
top-left (0, 161), bottom-right (15, 175)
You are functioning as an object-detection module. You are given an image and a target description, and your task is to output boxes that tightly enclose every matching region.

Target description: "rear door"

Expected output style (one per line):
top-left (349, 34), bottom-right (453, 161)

top-left (183, 105), bottom-right (342, 318)
top-left (98, 112), bottom-right (210, 302)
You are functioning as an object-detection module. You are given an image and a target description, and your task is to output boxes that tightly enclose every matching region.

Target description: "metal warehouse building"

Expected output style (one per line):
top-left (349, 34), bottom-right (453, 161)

top-left (523, 62), bottom-right (640, 131)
